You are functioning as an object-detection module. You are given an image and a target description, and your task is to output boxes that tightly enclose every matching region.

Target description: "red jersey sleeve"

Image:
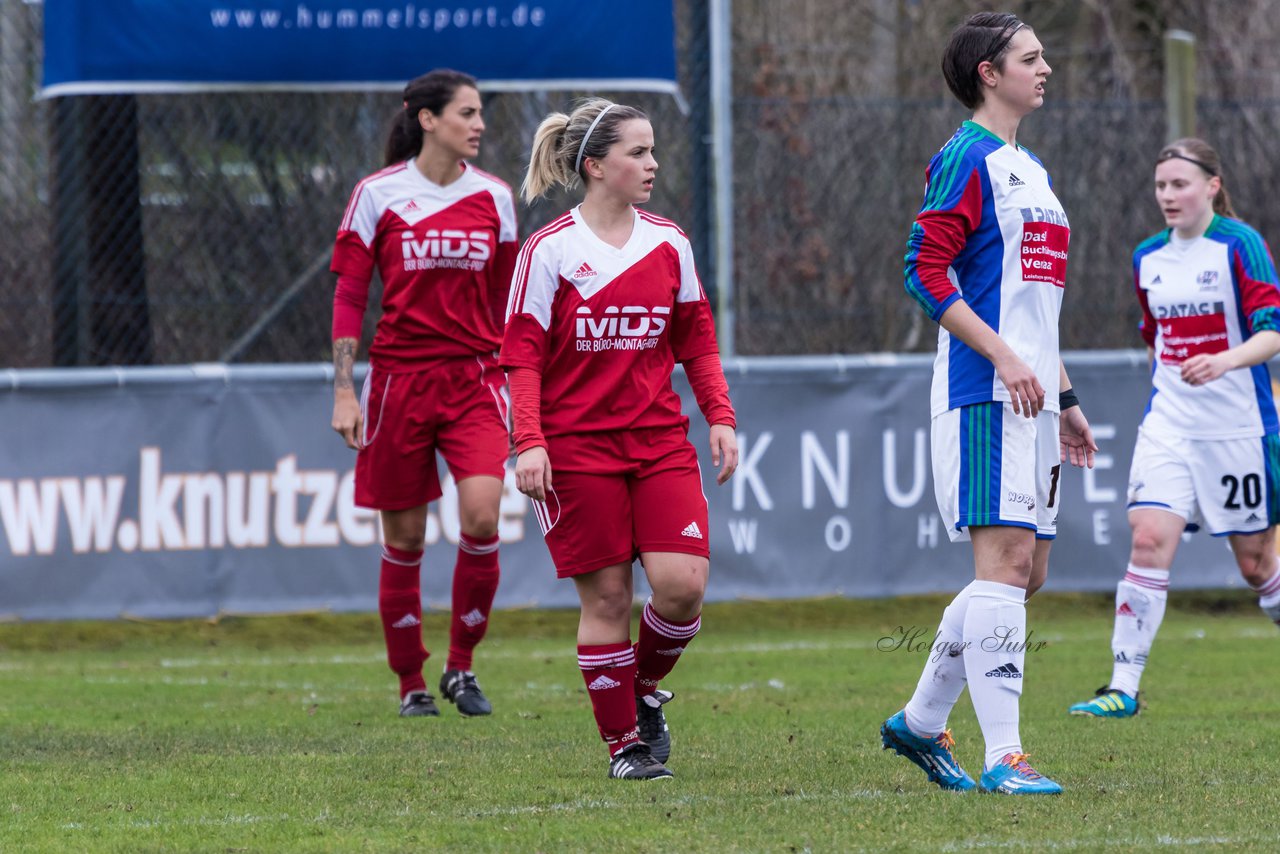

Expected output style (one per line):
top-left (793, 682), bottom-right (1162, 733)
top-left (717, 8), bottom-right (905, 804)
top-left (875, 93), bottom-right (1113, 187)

top-left (683, 352), bottom-right (735, 428)
top-left (1231, 234), bottom-right (1280, 335)
top-left (332, 274), bottom-right (370, 341)
top-left (1134, 268), bottom-right (1157, 348)
top-left (903, 168), bottom-right (983, 321)
top-left (500, 236), bottom-right (559, 371)
top-left (331, 182), bottom-right (379, 282)
top-left (507, 366), bottom-right (546, 453)
top-left (668, 237), bottom-right (721, 362)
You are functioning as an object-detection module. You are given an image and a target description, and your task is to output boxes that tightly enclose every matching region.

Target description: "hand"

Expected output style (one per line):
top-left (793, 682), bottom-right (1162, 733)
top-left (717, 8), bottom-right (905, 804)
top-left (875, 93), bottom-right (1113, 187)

top-left (709, 424), bottom-right (739, 485)
top-left (993, 351), bottom-right (1045, 418)
top-left (1181, 352), bottom-right (1231, 386)
top-left (1059, 405), bottom-right (1097, 469)
top-left (332, 389), bottom-right (363, 450)
top-left (515, 446), bottom-right (553, 501)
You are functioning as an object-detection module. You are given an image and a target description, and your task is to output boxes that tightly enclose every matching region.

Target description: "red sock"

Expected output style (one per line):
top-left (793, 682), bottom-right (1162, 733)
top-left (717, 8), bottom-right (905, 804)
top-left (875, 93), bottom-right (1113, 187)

top-left (578, 642), bottom-right (639, 756)
top-left (378, 544), bottom-right (427, 698)
top-left (635, 600), bottom-right (701, 696)
top-left (447, 533), bottom-right (501, 672)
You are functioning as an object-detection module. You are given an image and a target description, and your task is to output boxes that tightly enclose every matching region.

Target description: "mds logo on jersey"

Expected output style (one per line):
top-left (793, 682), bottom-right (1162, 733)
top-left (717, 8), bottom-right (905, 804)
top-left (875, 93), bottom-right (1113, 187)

top-left (400, 229), bottom-right (492, 271)
top-left (574, 305), bottom-right (670, 352)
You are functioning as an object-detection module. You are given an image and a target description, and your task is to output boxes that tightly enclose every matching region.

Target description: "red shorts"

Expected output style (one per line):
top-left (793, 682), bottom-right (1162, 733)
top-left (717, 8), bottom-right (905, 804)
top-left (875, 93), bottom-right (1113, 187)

top-left (355, 355), bottom-right (509, 510)
top-left (531, 427), bottom-right (710, 578)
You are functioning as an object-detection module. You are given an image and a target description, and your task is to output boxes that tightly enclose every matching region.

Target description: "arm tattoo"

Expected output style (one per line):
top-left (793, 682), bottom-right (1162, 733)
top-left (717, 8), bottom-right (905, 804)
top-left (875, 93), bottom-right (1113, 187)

top-left (333, 338), bottom-right (358, 391)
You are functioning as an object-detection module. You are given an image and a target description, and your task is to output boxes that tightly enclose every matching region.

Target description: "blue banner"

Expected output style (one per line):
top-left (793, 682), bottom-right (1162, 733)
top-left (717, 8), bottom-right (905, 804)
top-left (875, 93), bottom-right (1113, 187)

top-left (41, 0), bottom-right (678, 98)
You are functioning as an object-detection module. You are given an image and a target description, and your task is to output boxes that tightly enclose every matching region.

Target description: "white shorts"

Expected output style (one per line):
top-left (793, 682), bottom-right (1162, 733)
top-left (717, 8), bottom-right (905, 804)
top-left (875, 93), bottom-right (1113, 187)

top-left (932, 402), bottom-right (1061, 543)
top-left (1126, 425), bottom-right (1280, 535)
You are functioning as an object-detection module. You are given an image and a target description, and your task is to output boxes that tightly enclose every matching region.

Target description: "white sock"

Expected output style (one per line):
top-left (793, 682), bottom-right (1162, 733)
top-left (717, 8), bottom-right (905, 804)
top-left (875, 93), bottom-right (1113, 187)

top-left (962, 580), bottom-right (1026, 771)
top-left (903, 582), bottom-right (975, 737)
top-left (1108, 565), bottom-right (1169, 698)
top-left (1249, 566), bottom-right (1280, 625)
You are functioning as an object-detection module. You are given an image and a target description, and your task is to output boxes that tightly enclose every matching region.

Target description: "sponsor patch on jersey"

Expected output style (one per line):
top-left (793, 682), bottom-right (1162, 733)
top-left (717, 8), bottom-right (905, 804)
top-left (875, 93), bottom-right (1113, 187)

top-left (1019, 221), bottom-right (1069, 288)
top-left (1158, 311), bottom-right (1228, 365)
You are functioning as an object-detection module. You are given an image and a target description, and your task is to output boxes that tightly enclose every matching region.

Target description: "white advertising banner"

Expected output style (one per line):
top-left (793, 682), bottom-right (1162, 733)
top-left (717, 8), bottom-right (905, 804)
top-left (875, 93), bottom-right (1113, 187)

top-left (0, 355), bottom-right (1254, 620)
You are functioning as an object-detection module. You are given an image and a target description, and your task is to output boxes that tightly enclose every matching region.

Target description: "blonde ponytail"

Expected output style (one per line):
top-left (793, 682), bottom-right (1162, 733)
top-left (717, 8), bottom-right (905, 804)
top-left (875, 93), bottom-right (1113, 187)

top-left (521, 112), bottom-right (572, 203)
top-left (520, 98), bottom-right (649, 203)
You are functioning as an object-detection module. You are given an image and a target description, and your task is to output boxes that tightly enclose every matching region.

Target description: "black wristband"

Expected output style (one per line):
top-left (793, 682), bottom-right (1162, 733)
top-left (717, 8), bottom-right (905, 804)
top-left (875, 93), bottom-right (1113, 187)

top-left (1059, 388), bottom-right (1080, 411)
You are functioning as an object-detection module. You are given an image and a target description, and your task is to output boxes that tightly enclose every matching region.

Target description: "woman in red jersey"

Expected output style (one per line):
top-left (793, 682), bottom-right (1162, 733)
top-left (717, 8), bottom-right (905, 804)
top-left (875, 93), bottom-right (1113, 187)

top-left (330, 69), bottom-right (518, 719)
top-left (502, 98), bottom-right (739, 780)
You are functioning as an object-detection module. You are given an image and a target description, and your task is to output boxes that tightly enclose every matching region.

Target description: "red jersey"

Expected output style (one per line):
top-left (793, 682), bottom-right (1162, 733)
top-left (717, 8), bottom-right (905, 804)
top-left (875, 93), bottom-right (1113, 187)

top-left (501, 206), bottom-right (721, 438)
top-left (332, 160), bottom-right (518, 371)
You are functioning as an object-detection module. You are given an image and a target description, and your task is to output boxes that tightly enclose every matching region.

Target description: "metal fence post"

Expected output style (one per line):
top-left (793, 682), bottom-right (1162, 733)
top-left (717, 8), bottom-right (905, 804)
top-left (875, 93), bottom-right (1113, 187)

top-left (1164, 29), bottom-right (1196, 141)
top-left (710, 0), bottom-right (734, 358)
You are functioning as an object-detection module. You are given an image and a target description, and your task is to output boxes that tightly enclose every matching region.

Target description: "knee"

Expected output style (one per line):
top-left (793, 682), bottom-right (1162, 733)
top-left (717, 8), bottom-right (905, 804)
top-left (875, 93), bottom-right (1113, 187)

top-left (1129, 526), bottom-right (1167, 567)
top-left (383, 532), bottom-right (425, 553)
top-left (1238, 550), bottom-right (1275, 587)
top-left (581, 584), bottom-right (633, 625)
top-left (459, 510), bottom-right (499, 540)
top-left (1024, 577), bottom-right (1045, 600)
top-left (458, 501), bottom-right (501, 540)
top-left (652, 559), bottom-right (708, 617)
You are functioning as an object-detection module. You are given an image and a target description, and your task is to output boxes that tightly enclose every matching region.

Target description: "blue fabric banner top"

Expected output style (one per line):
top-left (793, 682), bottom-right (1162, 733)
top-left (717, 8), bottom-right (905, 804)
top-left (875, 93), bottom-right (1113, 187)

top-left (41, 0), bottom-right (678, 97)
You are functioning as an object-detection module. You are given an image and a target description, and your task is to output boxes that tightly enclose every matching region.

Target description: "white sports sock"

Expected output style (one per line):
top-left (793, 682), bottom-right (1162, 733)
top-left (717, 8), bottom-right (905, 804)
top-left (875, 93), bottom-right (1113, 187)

top-left (962, 580), bottom-right (1027, 771)
top-left (903, 582), bottom-right (976, 737)
top-left (1108, 565), bottom-right (1169, 698)
top-left (1249, 566), bottom-right (1280, 625)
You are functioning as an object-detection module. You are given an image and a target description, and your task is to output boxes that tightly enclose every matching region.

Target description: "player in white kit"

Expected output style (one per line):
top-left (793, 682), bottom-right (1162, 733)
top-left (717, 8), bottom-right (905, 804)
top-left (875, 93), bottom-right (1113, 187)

top-left (879, 12), bottom-right (1097, 796)
top-left (1069, 138), bottom-right (1280, 718)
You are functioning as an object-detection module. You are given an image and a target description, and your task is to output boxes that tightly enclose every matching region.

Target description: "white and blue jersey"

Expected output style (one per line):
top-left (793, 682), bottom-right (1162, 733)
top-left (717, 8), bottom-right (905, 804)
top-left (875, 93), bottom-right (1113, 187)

top-left (1133, 216), bottom-right (1280, 439)
top-left (904, 121), bottom-right (1070, 418)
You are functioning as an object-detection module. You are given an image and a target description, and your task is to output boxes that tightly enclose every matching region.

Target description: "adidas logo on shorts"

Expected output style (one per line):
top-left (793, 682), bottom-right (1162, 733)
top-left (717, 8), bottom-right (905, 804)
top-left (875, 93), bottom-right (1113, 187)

top-left (681, 521), bottom-right (703, 539)
top-left (588, 674), bottom-right (621, 691)
top-left (984, 663), bottom-right (1022, 679)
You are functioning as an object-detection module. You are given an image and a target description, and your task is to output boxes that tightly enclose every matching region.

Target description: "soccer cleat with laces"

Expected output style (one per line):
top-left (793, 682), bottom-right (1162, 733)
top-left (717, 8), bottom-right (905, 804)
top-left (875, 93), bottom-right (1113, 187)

top-left (636, 689), bottom-right (674, 763)
top-left (439, 670), bottom-right (493, 717)
top-left (399, 690), bottom-right (440, 717)
top-left (979, 753), bottom-right (1062, 795)
top-left (608, 743), bottom-right (674, 780)
top-left (879, 710), bottom-right (976, 791)
top-left (1068, 685), bottom-right (1139, 718)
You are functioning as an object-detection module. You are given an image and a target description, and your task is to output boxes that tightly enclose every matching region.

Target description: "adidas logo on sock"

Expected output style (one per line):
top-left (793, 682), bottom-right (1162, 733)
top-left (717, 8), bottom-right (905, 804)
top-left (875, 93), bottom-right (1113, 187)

top-left (681, 521), bottom-right (703, 539)
top-left (391, 613), bottom-right (421, 629)
top-left (1008, 172), bottom-right (1025, 187)
top-left (656, 646), bottom-right (685, 657)
top-left (460, 608), bottom-right (486, 628)
top-left (984, 663), bottom-right (1022, 678)
top-left (1116, 602), bottom-right (1136, 617)
top-left (588, 674), bottom-right (621, 691)
top-left (572, 261), bottom-right (597, 279)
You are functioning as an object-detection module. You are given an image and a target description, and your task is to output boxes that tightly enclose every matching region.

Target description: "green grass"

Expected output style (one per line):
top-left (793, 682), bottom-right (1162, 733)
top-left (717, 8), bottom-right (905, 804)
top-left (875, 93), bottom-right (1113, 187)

top-left (2, 593), bottom-right (1279, 852)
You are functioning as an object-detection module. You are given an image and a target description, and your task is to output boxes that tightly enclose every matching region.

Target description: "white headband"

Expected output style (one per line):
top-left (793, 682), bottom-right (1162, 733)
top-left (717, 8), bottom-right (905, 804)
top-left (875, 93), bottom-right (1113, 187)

top-left (575, 104), bottom-right (616, 175)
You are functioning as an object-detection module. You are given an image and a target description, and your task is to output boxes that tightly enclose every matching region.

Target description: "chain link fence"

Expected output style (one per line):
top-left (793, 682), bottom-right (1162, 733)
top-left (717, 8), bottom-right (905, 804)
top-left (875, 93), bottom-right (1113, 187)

top-left (4, 0), bottom-right (1280, 366)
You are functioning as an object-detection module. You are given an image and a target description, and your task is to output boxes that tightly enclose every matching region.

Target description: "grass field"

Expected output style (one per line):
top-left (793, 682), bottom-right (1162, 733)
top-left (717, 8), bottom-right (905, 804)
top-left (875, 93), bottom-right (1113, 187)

top-left (3, 592), bottom-right (1279, 852)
